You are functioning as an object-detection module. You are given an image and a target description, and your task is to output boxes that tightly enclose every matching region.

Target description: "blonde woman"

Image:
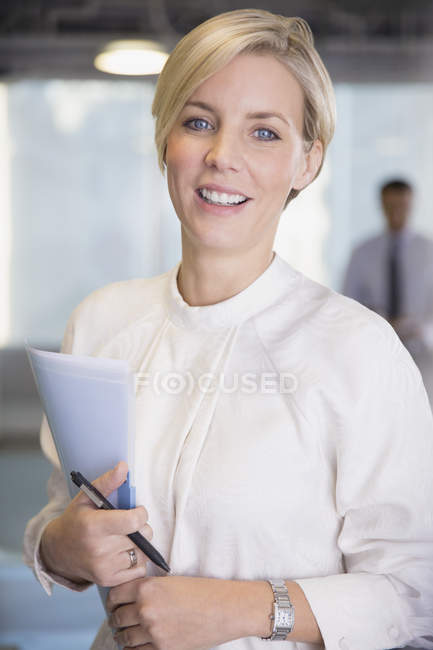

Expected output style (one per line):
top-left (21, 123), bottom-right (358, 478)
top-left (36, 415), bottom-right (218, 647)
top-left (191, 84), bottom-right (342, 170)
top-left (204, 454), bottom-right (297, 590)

top-left (24, 9), bottom-right (433, 650)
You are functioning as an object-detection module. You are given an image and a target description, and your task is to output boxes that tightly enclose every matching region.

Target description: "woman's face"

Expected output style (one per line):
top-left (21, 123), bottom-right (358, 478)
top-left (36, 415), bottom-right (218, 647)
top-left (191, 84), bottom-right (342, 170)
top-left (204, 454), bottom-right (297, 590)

top-left (165, 53), bottom-right (322, 255)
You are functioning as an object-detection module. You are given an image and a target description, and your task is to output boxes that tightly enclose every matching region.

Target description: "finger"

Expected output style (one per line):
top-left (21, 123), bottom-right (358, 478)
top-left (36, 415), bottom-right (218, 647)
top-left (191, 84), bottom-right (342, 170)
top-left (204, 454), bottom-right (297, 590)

top-left (97, 548), bottom-right (146, 587)
top-left (75, 461), bottom-right (129, 507)
top-left (94, 506), bottom-right (150, 536)
top-left (107, 567), bottom-right (147, 588)
top-left (87, 557), bottom-right (147, 589)
top-left (118, 547), bottom-right (149, 573)
top-left (114, 624), bottom-right (152, 648)
top-left (138, 523), bottom-right (153, 541)
top-left (94, 460), bottom-right (129, 497)
top-left (109, 603), bottom-right (140, 629)
top-left (107, 579), bottom-right (145, 612)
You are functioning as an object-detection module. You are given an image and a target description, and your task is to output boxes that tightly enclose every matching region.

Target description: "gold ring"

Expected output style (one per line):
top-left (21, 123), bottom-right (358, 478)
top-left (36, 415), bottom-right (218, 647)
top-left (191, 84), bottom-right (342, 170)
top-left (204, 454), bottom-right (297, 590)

top-left (127, 548), bottom-right (137, 569)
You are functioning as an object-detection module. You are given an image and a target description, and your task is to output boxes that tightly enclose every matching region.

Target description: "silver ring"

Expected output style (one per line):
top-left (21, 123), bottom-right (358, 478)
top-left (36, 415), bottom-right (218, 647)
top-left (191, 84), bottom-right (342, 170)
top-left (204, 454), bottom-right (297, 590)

top-left (127, 548), bottom-right (137, 569)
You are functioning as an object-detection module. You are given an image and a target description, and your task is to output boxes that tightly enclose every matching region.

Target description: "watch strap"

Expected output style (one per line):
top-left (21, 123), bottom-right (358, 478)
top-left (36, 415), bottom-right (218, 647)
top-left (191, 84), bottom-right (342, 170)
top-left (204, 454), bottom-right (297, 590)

top-left (261, 580), bottom-right (295, 641)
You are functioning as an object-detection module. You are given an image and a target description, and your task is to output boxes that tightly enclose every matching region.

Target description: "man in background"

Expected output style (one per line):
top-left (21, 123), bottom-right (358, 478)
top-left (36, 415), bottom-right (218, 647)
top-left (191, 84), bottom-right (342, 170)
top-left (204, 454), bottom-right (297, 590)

top-left (343, 179), bottom-right (433, 406)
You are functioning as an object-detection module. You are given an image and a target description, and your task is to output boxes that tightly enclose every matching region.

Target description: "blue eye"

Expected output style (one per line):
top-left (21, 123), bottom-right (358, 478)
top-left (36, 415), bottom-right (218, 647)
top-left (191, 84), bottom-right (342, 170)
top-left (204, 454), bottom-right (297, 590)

top-left (185, 118), bottom-right (212, 131)
top-left (254, 128), bottom-right (278, 140)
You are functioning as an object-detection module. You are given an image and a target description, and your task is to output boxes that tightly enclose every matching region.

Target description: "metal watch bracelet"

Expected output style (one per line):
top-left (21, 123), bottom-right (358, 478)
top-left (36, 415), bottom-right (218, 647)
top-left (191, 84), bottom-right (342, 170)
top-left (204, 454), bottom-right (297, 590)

top-left (261, 580), bottom-right (295, 641)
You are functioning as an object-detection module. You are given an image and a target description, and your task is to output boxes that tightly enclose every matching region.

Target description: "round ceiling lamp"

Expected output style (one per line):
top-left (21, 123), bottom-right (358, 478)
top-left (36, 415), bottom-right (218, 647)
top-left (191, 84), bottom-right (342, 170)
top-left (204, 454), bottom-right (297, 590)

top-left (94, 40), bottom-right (169, 76)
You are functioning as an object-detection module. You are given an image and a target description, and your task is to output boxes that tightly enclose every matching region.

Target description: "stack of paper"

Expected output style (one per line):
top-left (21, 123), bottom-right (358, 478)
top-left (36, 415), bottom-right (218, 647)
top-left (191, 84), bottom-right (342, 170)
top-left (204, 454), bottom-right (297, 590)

top-left (26, 344), bottom-right (136, 644)
top-left (26, 345), bottom-right (136, 508)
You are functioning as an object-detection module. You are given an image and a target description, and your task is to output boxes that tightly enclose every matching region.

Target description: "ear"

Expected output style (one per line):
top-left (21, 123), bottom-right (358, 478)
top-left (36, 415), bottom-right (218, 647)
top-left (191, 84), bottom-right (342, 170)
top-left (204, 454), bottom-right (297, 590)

top-left (292, 139), bottom-right (323, 191)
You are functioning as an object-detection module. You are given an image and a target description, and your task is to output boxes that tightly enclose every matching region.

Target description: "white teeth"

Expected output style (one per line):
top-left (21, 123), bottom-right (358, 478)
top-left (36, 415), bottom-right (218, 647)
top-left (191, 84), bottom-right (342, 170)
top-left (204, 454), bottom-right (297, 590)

top-left (199, 187), bottom-right (247, 205)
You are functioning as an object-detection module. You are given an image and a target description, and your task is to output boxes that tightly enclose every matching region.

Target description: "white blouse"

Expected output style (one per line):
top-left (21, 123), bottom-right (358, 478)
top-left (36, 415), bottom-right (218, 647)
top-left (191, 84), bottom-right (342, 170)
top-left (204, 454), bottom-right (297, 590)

top-left (24, 252), bottom-right (433, 650)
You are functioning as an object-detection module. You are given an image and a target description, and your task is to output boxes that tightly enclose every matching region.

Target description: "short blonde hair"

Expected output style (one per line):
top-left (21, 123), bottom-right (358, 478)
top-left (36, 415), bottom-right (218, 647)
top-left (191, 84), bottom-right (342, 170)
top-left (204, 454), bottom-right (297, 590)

top-left (152, 9), bottom-right (336, 202)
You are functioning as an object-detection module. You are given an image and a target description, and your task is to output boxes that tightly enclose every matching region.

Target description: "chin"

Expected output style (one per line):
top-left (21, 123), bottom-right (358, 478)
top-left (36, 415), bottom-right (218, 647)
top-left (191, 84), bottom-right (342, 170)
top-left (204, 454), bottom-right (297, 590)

top-left (196, 237), bottom-right (244, 252)
top-left (182, 220), bottom-right (243, 250)
top-left (187, 230), bottom-right (246, 253)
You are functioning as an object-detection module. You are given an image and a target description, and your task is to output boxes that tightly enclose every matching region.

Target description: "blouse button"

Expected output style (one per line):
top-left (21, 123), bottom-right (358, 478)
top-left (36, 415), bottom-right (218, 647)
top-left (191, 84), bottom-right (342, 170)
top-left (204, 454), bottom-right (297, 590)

top-left (338, 638), bottom-right (349, 650)
top-left (388, 625), bottom-right (400, 641)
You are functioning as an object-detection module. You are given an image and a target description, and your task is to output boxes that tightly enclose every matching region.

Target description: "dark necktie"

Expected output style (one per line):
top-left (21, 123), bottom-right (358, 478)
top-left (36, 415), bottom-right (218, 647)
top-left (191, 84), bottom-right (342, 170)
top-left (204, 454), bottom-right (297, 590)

top-left (387, 236), bottom-right (401, 320)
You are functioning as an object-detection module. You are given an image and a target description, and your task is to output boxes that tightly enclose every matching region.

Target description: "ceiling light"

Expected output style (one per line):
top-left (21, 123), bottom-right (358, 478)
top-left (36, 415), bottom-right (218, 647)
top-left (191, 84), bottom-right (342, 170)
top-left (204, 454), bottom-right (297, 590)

top-left (94, 40), bottom-right (169, 76)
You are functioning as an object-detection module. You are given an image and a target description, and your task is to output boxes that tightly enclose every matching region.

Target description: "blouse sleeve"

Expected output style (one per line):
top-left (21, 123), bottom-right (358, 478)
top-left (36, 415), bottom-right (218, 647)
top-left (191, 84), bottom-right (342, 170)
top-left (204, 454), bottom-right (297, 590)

top-left (295, 324), bottom-right (433, 650)
top-left (23, 315), bottom-right (92, 595)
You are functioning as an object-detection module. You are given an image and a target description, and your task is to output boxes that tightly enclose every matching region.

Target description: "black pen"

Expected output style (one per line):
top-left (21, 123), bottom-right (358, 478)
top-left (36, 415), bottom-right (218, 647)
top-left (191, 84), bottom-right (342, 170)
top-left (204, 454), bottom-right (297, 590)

top-left (70, 470), bottom-right (171, 574)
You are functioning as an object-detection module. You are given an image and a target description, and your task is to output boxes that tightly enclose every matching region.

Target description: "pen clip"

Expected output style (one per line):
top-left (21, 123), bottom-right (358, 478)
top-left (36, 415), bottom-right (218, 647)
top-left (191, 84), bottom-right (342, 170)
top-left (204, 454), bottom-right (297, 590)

top-left (71, 470), bottom-right (115, 510)
top-left (79, 483), bottom-right (104, 508)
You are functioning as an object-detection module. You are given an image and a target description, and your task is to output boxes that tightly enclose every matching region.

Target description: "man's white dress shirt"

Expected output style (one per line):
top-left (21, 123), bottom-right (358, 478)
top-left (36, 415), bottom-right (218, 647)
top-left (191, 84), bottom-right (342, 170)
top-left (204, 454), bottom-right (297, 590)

top-left (343, 228), bottom-right (433, 404)
top-left (24, 252), bottom-right (433, 650)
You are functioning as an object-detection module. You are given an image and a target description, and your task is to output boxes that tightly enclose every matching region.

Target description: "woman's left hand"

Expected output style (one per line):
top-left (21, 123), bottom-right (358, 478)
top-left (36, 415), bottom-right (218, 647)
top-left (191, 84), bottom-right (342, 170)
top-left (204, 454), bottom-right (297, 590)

top-left (107, 574), bottom-right (270, 650)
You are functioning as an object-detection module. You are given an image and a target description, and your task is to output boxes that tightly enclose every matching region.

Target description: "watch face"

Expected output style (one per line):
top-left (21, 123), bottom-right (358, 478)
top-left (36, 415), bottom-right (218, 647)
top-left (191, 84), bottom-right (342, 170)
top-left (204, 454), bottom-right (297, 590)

top-left (276, 607), bottom-right (292, 628)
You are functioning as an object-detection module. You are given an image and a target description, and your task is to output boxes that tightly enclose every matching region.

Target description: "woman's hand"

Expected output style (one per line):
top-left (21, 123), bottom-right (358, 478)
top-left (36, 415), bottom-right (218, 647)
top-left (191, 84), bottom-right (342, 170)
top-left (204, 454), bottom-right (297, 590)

top-left (40, 461), bottom-right (152, 587)
top-left (107, 575), bottom-right (271, 650)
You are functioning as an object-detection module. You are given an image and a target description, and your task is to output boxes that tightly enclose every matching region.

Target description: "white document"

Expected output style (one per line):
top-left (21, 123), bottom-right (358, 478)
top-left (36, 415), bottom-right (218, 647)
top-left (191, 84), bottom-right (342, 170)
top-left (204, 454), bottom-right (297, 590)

top-left (27, 345), bottom-right (136, 637)
top-left (26, 345), bottom-right (136, 507)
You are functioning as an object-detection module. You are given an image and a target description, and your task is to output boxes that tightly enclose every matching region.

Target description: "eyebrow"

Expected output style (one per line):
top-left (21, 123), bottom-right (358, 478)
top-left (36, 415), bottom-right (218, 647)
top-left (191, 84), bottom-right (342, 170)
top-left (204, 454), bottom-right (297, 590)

top-left (183, 101), bottom-right (291, 127)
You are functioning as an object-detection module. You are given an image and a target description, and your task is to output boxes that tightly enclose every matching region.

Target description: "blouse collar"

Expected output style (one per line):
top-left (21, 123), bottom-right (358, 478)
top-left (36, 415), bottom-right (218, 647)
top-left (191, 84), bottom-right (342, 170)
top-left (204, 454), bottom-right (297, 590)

top-left (166, 251), bottom-right (298, 329)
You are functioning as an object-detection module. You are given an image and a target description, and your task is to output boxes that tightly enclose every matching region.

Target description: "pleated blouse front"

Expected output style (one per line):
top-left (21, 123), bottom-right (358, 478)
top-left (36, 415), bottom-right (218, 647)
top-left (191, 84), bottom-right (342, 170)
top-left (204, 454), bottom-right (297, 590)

top-left (25, 252), bottom-right (433, 650)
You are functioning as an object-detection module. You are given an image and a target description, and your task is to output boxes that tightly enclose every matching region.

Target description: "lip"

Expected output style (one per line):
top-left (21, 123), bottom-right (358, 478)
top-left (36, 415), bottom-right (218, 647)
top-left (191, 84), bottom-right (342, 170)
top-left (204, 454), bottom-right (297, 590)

top-left (194, 187), bottom-right (251, 216)
top-left (197, 183), bottom-right (252, 200)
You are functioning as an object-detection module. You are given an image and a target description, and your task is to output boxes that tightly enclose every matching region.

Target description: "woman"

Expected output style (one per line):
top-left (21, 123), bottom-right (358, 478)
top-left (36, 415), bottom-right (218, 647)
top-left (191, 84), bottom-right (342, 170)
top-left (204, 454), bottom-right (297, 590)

top-left (24, 9), bottom-right (433, 650)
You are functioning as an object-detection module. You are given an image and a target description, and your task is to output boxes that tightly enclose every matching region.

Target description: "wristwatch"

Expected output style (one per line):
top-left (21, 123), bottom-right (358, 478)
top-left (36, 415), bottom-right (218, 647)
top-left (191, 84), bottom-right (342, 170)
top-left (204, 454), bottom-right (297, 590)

top-left (261, 580), bottom-right (295, 641)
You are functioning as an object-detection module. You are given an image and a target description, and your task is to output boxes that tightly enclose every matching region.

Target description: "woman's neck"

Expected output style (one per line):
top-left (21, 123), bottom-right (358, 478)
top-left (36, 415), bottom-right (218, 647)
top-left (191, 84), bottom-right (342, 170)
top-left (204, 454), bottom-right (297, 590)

top-left (177, 242), bottom-right (275, 307)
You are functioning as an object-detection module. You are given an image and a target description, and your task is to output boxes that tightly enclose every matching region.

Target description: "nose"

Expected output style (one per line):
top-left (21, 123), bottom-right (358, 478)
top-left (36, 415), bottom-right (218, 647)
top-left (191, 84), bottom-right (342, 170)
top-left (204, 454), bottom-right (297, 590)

top-left (204, 128), bottom-right (243, 173)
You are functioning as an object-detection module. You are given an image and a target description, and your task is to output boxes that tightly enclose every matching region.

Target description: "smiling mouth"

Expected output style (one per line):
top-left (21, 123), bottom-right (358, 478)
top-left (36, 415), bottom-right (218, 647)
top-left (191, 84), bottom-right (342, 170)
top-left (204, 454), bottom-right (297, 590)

top-left (197, 187), bottom-right (249, 206)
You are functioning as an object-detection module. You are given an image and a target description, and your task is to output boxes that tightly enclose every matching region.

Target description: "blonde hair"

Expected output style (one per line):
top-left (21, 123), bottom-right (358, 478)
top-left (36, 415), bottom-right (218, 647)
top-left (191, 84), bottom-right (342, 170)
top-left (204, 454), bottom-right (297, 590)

top-left (152, 9), bottom-right (336, 202)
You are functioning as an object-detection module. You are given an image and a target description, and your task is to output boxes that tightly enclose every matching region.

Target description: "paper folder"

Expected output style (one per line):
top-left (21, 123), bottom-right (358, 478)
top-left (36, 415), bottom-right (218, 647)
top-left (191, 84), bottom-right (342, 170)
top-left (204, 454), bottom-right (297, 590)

top-left (26, 344), bottom-right (136, 638)
top-left (26, 345), bottom-right (136, 507)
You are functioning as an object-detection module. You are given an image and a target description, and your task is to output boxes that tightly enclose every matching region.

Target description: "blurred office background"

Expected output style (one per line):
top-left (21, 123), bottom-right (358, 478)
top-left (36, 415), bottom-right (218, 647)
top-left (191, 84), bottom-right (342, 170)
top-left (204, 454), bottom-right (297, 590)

top-left (1, 1), bottom-right (433, 648)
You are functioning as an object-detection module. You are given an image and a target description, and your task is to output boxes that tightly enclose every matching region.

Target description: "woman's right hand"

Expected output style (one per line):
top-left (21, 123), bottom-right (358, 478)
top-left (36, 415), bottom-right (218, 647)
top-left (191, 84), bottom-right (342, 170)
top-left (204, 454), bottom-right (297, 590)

top-left (40, 461), bottom-right (152, 587)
